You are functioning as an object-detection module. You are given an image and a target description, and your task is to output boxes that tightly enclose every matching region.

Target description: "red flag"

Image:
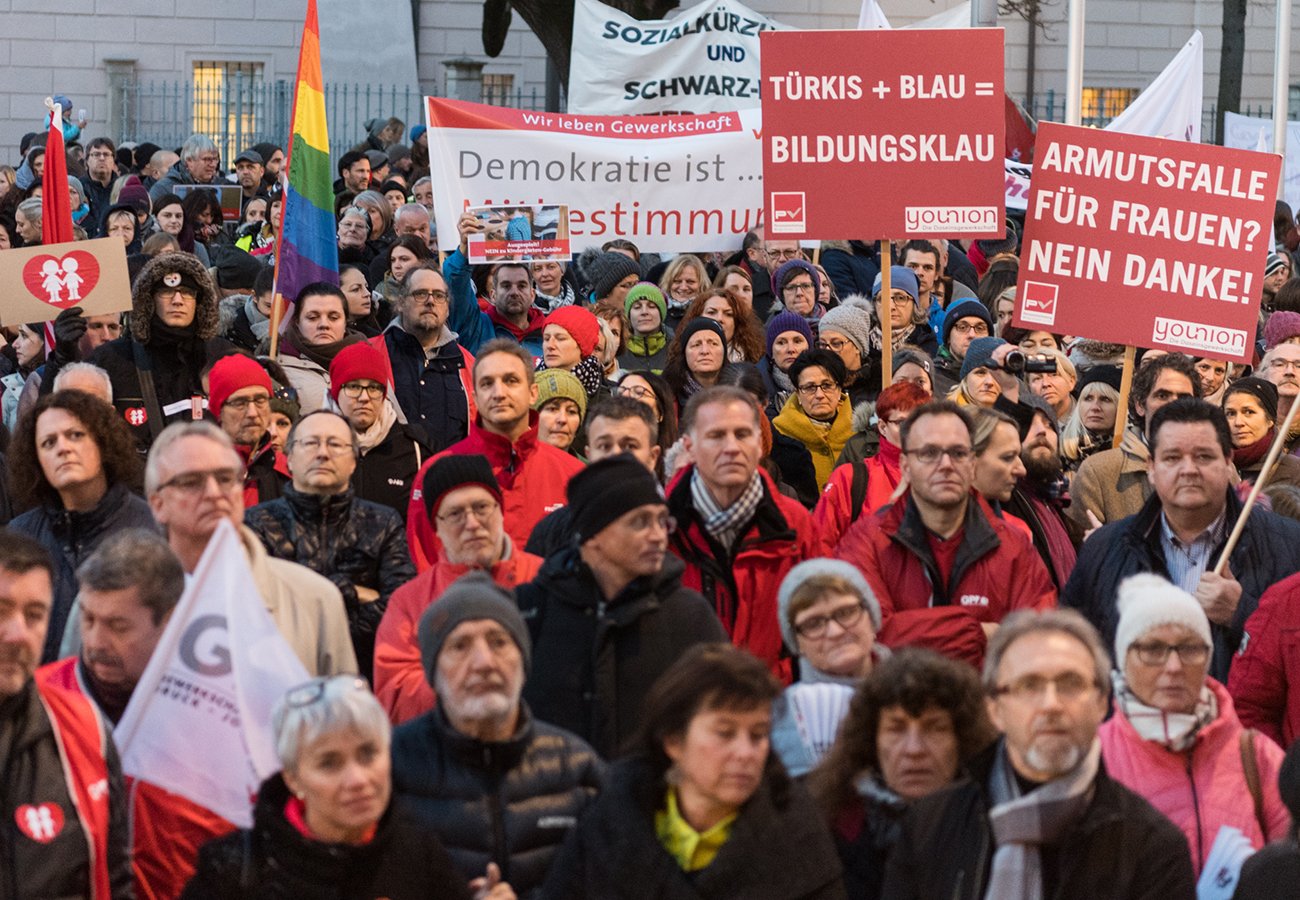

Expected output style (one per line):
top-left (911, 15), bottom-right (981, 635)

top-left (41, 104), bottom-right (74, 245)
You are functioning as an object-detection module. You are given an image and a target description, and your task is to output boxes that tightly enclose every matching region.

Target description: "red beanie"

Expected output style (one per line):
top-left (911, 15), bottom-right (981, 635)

top-left (544, 306), bottom-right (600, 358)
top-left (208, 354), bottom-right (274, 417)
top-left (330, 341), bottom-right (391, 402)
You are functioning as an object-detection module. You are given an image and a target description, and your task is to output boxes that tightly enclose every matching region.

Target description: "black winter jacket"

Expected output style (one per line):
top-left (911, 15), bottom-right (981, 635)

top-left (390, 704), bottom-right (604, 899)
top-left (8, 482), bottom-right (158, 662)
top-left (540, 758), bottom-right (847, 900)
top-left (880, 743), bottom-right (1195, 900)
top-left (1061, 489), bottom-right (1300, 680)
top-left (516, 550), bottom-right (727, 757)
top-left (244, 485), bottom-right (414, 681)
top-left (353, 422), bottom-right (432, 522)
top-left (182, 773), bottom-right (471, 900)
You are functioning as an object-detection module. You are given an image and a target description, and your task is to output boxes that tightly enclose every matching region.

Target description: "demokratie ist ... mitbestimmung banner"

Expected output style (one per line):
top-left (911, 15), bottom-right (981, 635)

top-left (425, 98), bottom-right (764, 256)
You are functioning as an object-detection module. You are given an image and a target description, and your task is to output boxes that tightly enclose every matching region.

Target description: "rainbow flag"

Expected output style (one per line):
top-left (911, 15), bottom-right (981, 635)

top-left (274, 0), bottom-right (337, 306)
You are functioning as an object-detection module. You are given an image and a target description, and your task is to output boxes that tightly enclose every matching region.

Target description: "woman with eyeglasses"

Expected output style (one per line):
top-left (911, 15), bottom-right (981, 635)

top-left (773, 350), bottom-right (854, 491)
top-left (615, 371), bottom-right (679, 477)
top-left (337, 205), bottom-right (377, 267)
top-left (1099, 574), bottom-right (1289, 877)
top-left (184, 676), bottom-right (476, 900)
top-left (771, 259), bottom-right (827, 337)
top-left (7, 389), bottom-right (157, 663)
top-left (275, 283), bottom-right (366, 415)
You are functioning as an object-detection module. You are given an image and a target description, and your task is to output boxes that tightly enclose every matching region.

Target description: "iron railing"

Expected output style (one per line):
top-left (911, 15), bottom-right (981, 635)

top-left (1026, 90), bottom-right (1284, 145)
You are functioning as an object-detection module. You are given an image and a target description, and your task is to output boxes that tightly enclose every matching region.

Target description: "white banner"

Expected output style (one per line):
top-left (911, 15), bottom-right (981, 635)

top-left (567, 0), bottom-right (782, 115)
top-left (114, 521), bottom-right (310, 827)
top-left (426, 98), bottom-right (763, 255)
top-left (1104, 31), bottom-right (1203, 142)
top-left (1224, 111), bottom-right (1300, 215)
top-left (857, 0), bottom-right (891, 29)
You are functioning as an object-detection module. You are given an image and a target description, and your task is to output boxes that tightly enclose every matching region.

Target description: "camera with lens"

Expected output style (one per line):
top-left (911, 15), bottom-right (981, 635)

top-left (993, 350), bottom-right (1058, 375)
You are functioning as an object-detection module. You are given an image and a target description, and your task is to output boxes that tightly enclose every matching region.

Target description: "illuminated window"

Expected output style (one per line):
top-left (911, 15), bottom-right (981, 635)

top-left (483, 73), bottom-right (515, 105)
top-left (1081, 87), bottom-right (1140, 121)
top-left (192, 61), bottom-right (264, 162)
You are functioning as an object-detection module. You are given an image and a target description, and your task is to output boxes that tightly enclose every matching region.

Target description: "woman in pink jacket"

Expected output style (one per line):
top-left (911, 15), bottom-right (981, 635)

top-left (1099, 573), bottom-right (1289, 875)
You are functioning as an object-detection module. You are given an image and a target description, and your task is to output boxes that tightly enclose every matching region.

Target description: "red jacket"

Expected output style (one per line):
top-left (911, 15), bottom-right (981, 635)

top-left (812, 455), bottom-right (904, 551)
top-left (667, 467), bottom-right (827, 683)
top-left (39, 658), bottom-right (234, 900)
top-left (406, 414), bottom-right (585, 570)
top-left (374, 546), bottom-right (544, 724)
top-left (1229, 571), bottom-right (1300, 746)
top-left (834, 489), bottom-right (1056, 666)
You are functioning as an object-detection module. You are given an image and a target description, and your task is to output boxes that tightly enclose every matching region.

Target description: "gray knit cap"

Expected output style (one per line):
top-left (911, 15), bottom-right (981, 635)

top-left (817, 295), bottom-right (875, 355)
top-left (417, 572), bottom-right (531, 684)
top-left (776, 558), bottom-right (882, 652)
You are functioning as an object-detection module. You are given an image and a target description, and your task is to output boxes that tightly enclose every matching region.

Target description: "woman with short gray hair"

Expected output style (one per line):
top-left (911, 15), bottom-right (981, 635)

top-left (184, 676), bottom-right (475, 899)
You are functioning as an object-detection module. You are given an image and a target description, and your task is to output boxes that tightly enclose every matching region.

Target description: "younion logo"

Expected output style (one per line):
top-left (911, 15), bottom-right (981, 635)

top-left (1151, 317), bottom-right (1247, 356)
top-left (903, 206), bottom-right (998, 233)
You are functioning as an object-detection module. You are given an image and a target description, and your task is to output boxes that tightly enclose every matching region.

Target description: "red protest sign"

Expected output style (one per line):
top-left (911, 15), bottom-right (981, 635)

top-left (1013, 123), bottom-right (1281, 365)
top-left (759, 28), bottom-right (1005, 240)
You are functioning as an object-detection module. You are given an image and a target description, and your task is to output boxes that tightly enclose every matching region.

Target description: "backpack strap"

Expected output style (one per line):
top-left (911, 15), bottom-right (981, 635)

top-left (849, 459), bottom-right (869, 524)
top-left (1239, 728), bottom-right (1269, 839)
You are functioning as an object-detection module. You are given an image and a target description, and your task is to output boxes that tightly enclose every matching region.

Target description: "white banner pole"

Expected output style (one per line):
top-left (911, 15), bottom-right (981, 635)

top-left (1065, 0), bottom-right (1085, 126)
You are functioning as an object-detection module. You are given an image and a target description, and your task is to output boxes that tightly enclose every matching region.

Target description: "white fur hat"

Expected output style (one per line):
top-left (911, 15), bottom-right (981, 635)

top-left (1113, 573), bottom-right (1212, 664)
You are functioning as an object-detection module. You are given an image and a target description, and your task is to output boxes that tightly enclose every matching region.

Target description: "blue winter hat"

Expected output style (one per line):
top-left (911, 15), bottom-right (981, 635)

top-left (409, 124), bottom-right (427, 143)
top-left (766, 310), bottom-right (814, 357)
top-left (942, 298), bottom-right (995, 346)
top-left (772, 258), bottom-right (820, 297)
top-left (960, 337), bottom-right (1008, 381)
top-left (872, 266), bottom-right (920, 304)
top-left (53, 95), bottom-right (73, 111)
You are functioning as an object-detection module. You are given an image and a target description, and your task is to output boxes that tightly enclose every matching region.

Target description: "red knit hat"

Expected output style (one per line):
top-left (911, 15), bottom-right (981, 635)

top-left (329, 341), bottom-right (391, 402)
top-left (207, 354), bottom-right (273, 417)
top-left (544, 306), bottom-right (600, 358)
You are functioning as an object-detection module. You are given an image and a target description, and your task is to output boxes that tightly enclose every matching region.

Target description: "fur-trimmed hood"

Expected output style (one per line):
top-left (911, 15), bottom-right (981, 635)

top-left (130, 252), bottom-right (220, 343)
top-left (851, 400), bottom-right (876, 434)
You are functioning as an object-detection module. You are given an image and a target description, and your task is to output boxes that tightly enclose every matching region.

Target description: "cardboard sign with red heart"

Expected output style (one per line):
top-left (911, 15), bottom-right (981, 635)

top-left (0, 237), bottom-right (131, 325)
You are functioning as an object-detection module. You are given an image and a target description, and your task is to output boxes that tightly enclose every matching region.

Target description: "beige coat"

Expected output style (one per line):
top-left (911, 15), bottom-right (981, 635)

top-left (1068, 427), bottom-right (1151, 529)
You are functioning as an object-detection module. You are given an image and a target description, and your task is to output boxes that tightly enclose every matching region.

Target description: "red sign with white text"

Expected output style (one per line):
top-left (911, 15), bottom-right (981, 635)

top-left (1013, 123), bottom-right (1281, 365)
top-left (759, 28), bottom-right (1005, 240)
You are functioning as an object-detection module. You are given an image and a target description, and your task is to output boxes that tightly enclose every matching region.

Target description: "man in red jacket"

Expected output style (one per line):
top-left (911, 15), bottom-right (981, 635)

top-left (39, 528), bottom-right (232, 900)
top-left (407, 338), bottom-right (584, 569)
top-left (835, 399), bottom-right (1056, 666)
top-left (666, 385), bottom-right (825, 681)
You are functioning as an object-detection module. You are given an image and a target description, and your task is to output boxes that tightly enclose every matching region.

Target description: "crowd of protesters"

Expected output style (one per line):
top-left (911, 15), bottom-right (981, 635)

top-left (7, 107), bottom-right (1300, 900)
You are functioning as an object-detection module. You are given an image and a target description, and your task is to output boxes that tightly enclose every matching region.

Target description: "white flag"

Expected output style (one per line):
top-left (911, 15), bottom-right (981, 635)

top-left (1224, 111), bottom-right (1300, 220)
top-left (857, 0), bottom-right (891, 29)
top-left (1104, 31), bottom-right (1204, 141)
top-left (113, 520), bottom-right (310, 826)
top-left (903, 2), bottom-right (972, 29)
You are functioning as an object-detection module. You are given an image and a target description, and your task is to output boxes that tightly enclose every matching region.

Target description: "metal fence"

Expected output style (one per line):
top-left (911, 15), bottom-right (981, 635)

top-left (1025, 89), bottom-right (1282, 145)
top-left (116, 78), bottom-right (548, 161)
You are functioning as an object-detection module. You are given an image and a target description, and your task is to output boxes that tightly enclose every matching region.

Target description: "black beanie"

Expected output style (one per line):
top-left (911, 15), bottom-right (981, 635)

top-left (421, 454), bottom-right (501, 520)
top-left (417, 572), bottom-right (531, 684)
top-left (1224, 377), bottom-right (1279, 424)
top-left (1073, 364), bottom-right (1123, 398)
top-left (566, 453), bottom-right (666, 543)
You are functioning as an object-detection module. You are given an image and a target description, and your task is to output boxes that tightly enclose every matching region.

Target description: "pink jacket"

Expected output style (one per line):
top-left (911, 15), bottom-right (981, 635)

top-left (1099, 678), bottom-right (1289, 874)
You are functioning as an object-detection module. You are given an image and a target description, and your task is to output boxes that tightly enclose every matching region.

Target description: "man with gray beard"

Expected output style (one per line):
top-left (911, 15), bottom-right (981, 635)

top-left (881, 610), bottom-right (1194, 900)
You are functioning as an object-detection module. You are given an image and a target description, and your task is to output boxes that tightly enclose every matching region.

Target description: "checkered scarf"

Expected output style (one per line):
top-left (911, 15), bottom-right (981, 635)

top-left (691, 468), bottom-right (763, 553)
top-left (1114, 672), bottom-right (1217, 753)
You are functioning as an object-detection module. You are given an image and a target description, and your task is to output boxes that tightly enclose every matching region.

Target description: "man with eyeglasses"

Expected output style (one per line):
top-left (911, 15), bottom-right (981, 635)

top-left (375, 455), bottom-right (542, 723)
top-left (206, 353), bottom-right (289, 507)
top-left (836, 400), bottom-right (1055, 667)
top-left (89, 253), bottom-right (239, 451)
top-left (328, 341), bottom-right (433, 520)
top-left (882, 608), bottom-right (1195, 899)
top-left (149, 133), bottom-right (222, 204)
top-left (931, 298), bottom-right (995, 395)
top-left (79, 137), bottom-right (118, 237)
top-left (516, 454), bottom-right (725, 757)
top-left (145, 421), bottom-right (357, 676)
top-left (1258, 341), bottom-right (1300, 451)
top-left (373, 263), bottom-right (475, 452)
top-left (245, 411), bottom-right (414, 682)
top-left (1064, 399), bottom-right (1300, 683)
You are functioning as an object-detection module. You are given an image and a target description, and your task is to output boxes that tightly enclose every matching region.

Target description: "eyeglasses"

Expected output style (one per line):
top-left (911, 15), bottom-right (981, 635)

top-left (951, 321), bottom-right (989, 336)
top-left (991, 672), bottom-right (1098, 703)
top-left (784, 281), bottom-right (816, 294)
top-left (87, 150), bottom-right (114, 160)
top-left (224, 394), bottom-right (270, 412)
top-left (797, 381), bottom-right (841, 397)
top-left (766, 248), bottom-right (802, 261)
top-left (157, 288), bottom-right (198, 302)
top-left (341, 382), bottom-right (385, 400)
top-left (409, 288), bottom-right (449, 304)
top-left (292, 437), bottom-right (354, 456)
top-left (617, 383), bottom-right (655, 401)
top-left (284, 675), bottom-right (368, 709)
top-left (1269, 358), bottom-right (1300, 371)
top-left (437, 498), bottom-right (500, 527)
top-left (882, 417), bottom-right (908, 429)
top-left (157, 467), bottom-right (243, 493)
top-left (817, 337), bottom-right (850, 352)
top-left (904, 445), bottom-right (973, 464)
top-left (1128, 641), bottom-right (1211, 666)
top-left (794, 603), bottom-right (867, 639)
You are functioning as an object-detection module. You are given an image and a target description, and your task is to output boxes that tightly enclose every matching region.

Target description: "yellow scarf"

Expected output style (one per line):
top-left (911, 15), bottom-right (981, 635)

top-left (654, 788), bottom-right (737, 872)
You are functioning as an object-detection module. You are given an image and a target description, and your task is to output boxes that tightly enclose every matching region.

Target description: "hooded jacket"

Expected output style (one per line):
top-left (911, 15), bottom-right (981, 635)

top-left (245, 485), bottom-right (413, 682)
top-left (391, 704), bottom-right (604, 898)
top-left (516, 549), bottom-right (727, 758)
top-left (89, 252), bottom-right (237, 450)
top-left (540, 758), bottom-right (846, 900)
top-left (182, 773), bottom-right (472, 900)
top-left (1061, 489), bottom-right (1300, 682)
top-left (666, 467), bottom-right (827, 682)
top-left (373, 541), bottom-right (543, 725)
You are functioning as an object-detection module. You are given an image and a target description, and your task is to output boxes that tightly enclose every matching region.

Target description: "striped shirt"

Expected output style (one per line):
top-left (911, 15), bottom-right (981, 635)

top-left (1159, 510), bottom-right (1227, 594)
